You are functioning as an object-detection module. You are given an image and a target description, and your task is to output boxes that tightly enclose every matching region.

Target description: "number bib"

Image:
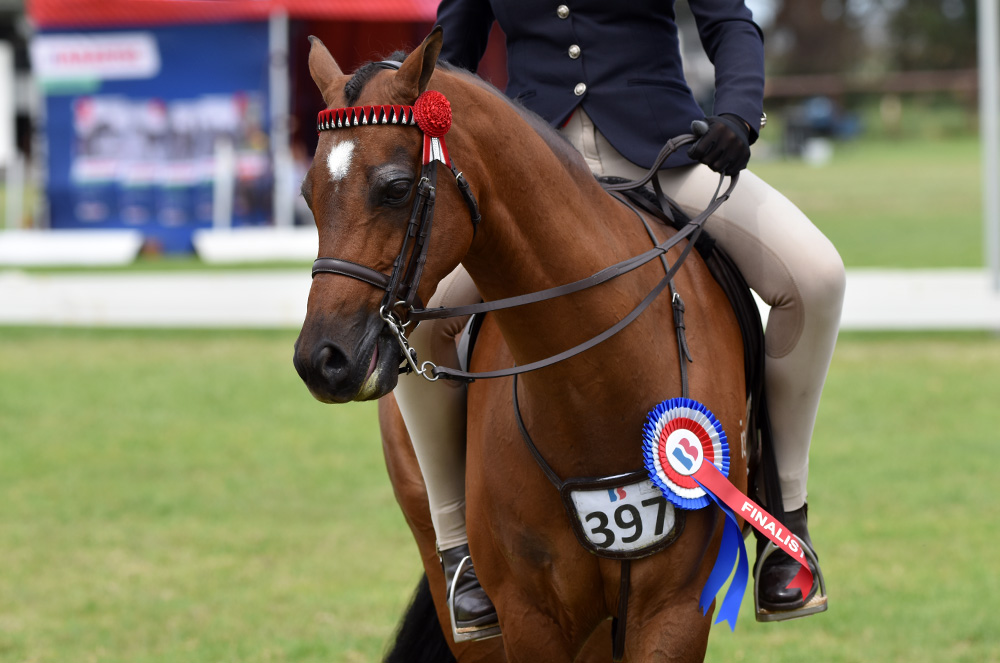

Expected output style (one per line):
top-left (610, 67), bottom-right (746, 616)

top-left (561, 470), bottom-right (685, 560)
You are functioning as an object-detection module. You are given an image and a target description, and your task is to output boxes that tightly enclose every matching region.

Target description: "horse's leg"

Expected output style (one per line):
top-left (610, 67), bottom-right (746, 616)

top-left (495, 600), bottom-right (577, 663)
top-left (625, 602), bottom-right (712, 662)
top-left (463, 360), bottom-right (606, 663)
top-left (577, 621), bottom-right (615, 662)
top-left (619, 509), bottom-right (720, 662)
top-left (378, 395), bottom-right (506, 663)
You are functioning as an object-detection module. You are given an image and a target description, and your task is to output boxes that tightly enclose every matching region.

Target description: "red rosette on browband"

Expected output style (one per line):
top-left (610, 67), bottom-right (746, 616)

top-left (414, 90), bottom-right (451, 136)
top-left (414, 90), bottom-right (452, 166)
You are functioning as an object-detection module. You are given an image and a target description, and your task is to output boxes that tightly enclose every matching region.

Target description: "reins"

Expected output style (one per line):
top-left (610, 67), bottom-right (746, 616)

top-left (310, 65), bottom-right (736, 384)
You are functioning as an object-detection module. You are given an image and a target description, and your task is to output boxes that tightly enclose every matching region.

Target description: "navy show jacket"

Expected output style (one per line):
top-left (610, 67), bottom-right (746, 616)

top-left (435, 0), bottom-right (764, 169)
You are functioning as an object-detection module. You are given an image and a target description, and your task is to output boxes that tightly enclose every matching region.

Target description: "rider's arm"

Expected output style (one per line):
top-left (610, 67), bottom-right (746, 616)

top-left (688, 0), bottom-right (765, 142)
top-left (435, 0), bottom-right (496, 74)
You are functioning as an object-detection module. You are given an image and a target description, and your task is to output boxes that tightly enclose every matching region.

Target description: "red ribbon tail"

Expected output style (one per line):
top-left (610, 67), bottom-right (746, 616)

top-left (787, 565), bottom-right (813, 595)
top-left (694, 462), bottom-right (815, 597)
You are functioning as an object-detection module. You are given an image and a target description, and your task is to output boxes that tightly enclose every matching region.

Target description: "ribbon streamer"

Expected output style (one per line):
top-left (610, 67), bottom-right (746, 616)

top-left (642, 397), bottom-right (814, 629)
top-left (693, 461), bottom-right (813, 596)
top-left (694, 497), bottom-right (748, 630)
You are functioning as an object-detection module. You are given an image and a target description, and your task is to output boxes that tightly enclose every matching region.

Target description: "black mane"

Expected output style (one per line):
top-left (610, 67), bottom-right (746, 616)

top-left (343, 50), bottom-right (408, 105)
top-left (343, 50), bottom-right (592, 179)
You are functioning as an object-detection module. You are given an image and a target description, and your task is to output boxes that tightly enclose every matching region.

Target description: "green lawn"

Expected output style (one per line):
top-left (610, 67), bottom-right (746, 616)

top-left (751, 136), bottom-right (984, 269)
top-left (0, 329), bottom-right (419, 663)
top-left (706, 332), bottom-right (1000, 662)
top-left (1, 328), bottom-right (998, 662)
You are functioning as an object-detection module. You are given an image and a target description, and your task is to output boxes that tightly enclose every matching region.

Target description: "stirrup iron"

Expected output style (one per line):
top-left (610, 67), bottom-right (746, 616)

top-left (753, 535), bottom-right (828, 622)
top-left (447, 555), bottom-right (502, 643)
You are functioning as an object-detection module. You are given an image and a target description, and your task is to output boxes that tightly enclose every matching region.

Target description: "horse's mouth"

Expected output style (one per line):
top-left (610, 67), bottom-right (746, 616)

top-left (355, 343), bottom-right (382, 400)
top-left (352, 333), bottom-right (400, 401)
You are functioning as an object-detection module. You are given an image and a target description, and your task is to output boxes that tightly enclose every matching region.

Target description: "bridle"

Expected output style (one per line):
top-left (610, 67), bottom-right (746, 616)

top-left (311, 61), bottom-right (481, 327)
top-left (311, 61), bottom-right (737, 383)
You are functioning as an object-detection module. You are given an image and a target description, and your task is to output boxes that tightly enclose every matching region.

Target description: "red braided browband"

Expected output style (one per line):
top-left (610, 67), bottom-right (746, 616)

top-left (316, 91), bottom-right (454, 167)
top-left (317, 105), bottom-right (415, 131)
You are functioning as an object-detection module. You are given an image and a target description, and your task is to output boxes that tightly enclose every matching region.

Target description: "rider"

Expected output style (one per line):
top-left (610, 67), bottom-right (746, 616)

top-left (394, 0), bottom-right (845, 636)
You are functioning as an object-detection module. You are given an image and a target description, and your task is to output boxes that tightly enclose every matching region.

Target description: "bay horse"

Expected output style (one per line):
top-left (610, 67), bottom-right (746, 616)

top-left (294, 29), bottom-right (748, 662)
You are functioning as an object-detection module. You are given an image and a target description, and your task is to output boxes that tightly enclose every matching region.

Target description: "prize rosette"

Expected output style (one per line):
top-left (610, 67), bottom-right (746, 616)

top-left (641, 397), bottom-right (814, 630)
top-left (642, 398), bottom-right (730, 510)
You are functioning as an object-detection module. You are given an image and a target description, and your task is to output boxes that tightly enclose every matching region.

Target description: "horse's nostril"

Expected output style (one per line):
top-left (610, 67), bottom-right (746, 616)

top-left (315, 341), bottom-right (350, 384)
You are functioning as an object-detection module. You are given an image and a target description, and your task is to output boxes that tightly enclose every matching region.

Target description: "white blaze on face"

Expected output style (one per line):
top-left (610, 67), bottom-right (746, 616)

top-left (326, 139), bottom-right (356, 183)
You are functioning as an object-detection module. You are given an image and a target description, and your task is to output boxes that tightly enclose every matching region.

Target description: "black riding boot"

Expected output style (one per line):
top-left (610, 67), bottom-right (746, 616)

top-left (755, 504), bottom-right (827, 618)
top-left (440, 544), bottom-right (499, 633)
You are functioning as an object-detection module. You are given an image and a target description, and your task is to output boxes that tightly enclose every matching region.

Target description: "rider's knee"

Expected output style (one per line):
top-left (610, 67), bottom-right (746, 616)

top-left (799, 242), bottom-right (846, 324)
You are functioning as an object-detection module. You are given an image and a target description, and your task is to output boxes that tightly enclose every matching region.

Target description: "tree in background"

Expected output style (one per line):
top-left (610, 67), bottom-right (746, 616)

top-left (763, 0), bottom-right (866, 75)
top-left (889, 0), bottom-right (977, 70)
top-left (758, 0), bottom-right (978, 75)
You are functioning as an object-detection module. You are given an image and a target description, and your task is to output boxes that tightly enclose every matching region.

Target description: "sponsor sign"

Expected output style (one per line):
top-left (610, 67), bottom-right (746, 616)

top-left (32, 32), bottom-right (161, 82)
top-left (37, 22), bottom-right (271, 252)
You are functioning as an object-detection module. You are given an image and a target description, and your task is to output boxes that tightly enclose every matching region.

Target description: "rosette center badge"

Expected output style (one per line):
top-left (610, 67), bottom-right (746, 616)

top-left (664, 428), bottom-right (705, 475)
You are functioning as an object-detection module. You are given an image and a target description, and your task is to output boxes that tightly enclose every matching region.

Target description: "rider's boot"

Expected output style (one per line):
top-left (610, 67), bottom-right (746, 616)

top-left (440, 544), bottom-right (501, 642)
top-left (754, 504), bottom-right (828, 622)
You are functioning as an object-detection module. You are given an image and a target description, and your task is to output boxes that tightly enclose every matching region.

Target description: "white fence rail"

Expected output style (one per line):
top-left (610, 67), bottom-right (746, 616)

top-left (1, 268), bottom-right (998, 330)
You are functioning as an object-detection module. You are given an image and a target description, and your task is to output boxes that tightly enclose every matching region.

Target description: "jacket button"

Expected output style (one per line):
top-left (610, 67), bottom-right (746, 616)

top-left (557, 4), bottom-right (570, 18)
top-left (568, 44), bottom-right (581, 59)
top-left (574, 82), bottom-right (587, 96)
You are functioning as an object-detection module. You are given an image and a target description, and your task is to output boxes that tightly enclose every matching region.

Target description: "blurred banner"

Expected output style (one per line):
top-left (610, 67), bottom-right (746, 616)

top-left (33, 23), bottom-right (271, 252)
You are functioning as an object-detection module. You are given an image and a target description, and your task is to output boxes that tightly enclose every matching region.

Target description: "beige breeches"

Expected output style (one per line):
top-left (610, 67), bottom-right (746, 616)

top-left (394, 110), bottom-right (845, 548)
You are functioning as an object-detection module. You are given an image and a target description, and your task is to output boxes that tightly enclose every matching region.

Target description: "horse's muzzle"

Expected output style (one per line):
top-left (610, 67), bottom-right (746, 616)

top-left (293, 319), bottom-right (398, 403)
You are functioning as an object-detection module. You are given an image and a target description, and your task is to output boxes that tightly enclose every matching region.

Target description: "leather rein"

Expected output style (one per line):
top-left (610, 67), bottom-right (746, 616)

top-left (311, 62), bottom-right (736, 383)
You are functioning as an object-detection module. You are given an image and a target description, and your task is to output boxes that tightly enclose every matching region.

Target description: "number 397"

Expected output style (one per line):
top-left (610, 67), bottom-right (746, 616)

top-left (584, 496), bottom-right (669, 548)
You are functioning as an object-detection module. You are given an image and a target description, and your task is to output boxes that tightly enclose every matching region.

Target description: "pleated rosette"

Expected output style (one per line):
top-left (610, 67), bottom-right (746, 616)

top-left (642, 397), bottom-right (730, 510)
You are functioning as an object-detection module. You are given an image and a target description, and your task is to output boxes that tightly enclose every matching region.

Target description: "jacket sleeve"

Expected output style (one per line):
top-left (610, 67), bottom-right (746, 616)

top-left (435, 0), bottom-right (496, 73)
top-left (689, 0), bottom-right (765, 141)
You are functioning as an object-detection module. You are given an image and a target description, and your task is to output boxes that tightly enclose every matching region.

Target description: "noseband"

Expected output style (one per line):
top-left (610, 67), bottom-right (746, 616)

top-left (311, 63), bottom-right (736, 383)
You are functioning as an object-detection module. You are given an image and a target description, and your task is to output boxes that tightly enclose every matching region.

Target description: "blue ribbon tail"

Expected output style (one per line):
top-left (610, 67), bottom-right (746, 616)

top-left (715, 506), bottom-right (748, 631)
top-left (695, 478), bottom-right (750, 631)
top-left (698, 506), bottom-right (738, 616)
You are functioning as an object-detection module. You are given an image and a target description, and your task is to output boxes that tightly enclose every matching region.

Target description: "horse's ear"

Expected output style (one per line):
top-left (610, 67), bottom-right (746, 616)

top-left (308, 36), bottom-right (344, 107)
top-left (392, 27), bottom-right (443, 101)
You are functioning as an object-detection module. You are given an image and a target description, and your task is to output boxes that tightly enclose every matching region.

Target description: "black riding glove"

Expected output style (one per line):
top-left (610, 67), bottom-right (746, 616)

top-left (687, 114), bottom-right (752, 176)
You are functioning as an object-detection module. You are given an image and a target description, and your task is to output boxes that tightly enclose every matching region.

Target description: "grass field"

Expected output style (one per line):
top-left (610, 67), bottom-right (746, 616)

top-left (751, 136), bottom-right (983, 269)
top-left (1, 327), bottom-right (998, 662)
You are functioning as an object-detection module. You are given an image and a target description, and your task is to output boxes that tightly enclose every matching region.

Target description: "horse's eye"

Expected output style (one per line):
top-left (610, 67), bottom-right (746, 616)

top-left (382, 178), bottom-right (413, 206)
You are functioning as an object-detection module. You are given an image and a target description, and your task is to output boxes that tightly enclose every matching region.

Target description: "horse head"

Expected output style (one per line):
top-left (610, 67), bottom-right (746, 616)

top-left (293, 30), bottom-right (478, 403)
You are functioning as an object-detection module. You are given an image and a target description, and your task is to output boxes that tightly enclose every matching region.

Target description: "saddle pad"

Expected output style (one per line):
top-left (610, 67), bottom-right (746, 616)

top-left (561, 470), bottom-right (685, 560)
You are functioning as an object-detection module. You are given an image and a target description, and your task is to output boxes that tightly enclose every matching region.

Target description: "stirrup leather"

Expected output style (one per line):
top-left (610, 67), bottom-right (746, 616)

top-left (447, 555), bottom-right (502, 643)
top-left (753, 536), bottom-right (828, 622)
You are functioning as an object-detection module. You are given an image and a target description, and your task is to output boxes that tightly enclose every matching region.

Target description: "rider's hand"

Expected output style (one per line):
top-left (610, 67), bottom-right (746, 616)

top-left (687, 114), bottom-right (752, 176)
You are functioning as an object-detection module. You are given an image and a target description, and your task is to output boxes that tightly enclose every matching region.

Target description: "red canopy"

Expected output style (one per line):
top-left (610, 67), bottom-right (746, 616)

top-left (28, 0), bottom-right (439, 28)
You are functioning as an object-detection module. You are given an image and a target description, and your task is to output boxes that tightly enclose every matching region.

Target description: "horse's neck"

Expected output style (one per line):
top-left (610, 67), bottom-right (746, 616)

top-left (463, 136), bottom-right (641, 351)
top-left (460, 115), bottom-right (675, 474)
top-left (449, 78), bottom-right (633, 298)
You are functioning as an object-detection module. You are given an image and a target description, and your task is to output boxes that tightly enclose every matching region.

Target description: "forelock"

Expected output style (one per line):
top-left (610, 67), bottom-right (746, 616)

top-left (344, 50), bottom-right (409, 105)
